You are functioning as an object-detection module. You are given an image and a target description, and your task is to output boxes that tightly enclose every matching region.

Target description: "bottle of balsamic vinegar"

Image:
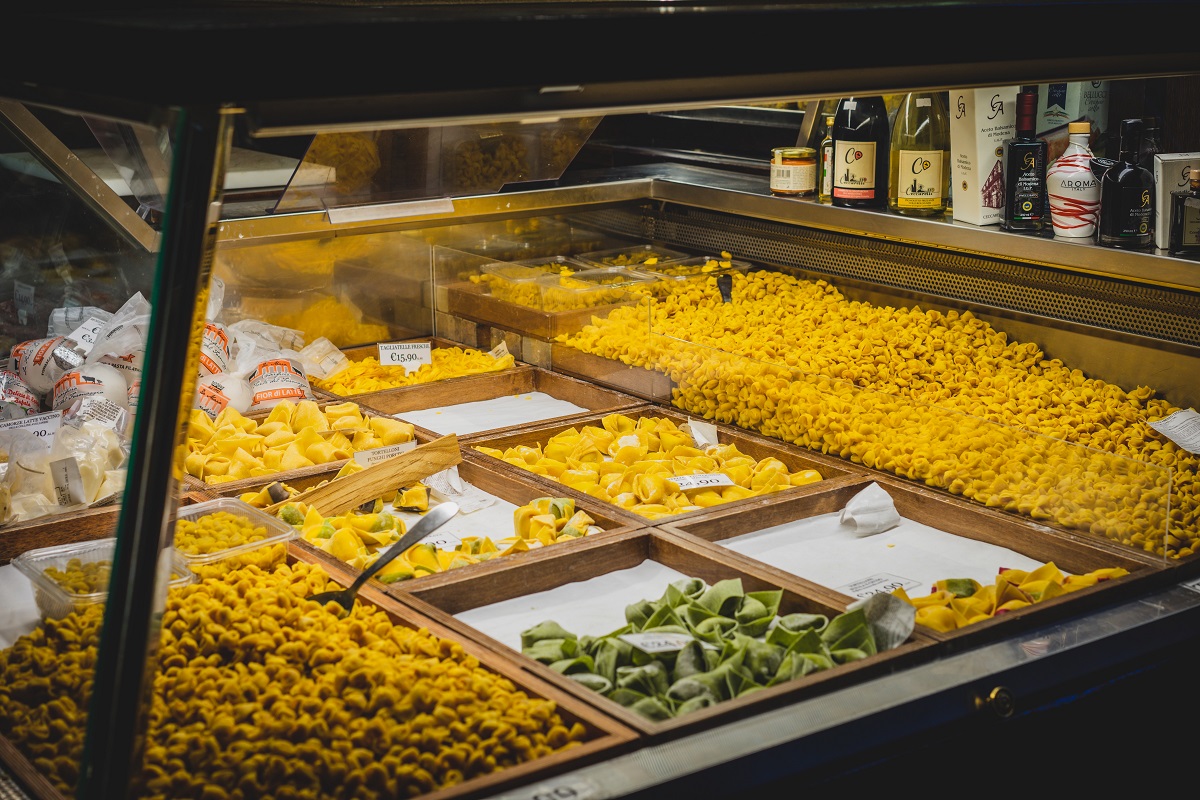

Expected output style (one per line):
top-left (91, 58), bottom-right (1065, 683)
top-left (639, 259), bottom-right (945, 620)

top-left (1096, 118), bottom-right (1155, 249)
top-left (1000, 89), bottom-right (1049, 232)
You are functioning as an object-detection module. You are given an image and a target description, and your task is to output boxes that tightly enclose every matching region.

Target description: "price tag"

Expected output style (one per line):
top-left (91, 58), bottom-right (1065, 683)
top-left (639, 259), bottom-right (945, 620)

top-left (416, 529), bottom-right (463, 551)
top-left (497, 776), bottom-right (599, 800)
top-left (66, 316), bottom-right (107, 356)
top-left (489, 340), bottom-right (510, 360)
top-left (669, 473), bottom-right (734, 492)
top-left (619, 631), bottom-right (696, 654)
top-left (49, 457), bottom-right (87, 506)
top-left (1149, 408), bottom-right (1200, 455)
top-left (378, 341), bottom-right (432, 373)
top-left (687, 418), bottom-right (721, 448)
top-left (14, 281), bottom-right (34, 327)
top-left (353, 440), bottom-right (418, 467)
top-left (0, 410), bottom-right (62, 442)
top-left (835, 572), bottom-right (923, 600)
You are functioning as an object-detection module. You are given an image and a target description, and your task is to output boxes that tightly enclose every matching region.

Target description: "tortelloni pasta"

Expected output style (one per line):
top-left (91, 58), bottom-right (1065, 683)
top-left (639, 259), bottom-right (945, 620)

top-left (0, 561), bottom-right (589, 799)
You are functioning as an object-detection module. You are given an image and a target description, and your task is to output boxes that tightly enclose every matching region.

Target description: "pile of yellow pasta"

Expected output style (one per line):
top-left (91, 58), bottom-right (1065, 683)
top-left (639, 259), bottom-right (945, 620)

top-left (258, 295), bottom-right (391, 349)
top-left (174, 509), bottom-right (291, 580)
top-left (0, 561), bottom-right (589, 798)
top-left (278, 494), bottom-right (602, 581)
top-left (184, 399), bottom-right (414, 485)
top-left (895, 562), bottom-right (1131, 632)
top-left (314, 346), bottom-right (515, 396)
top-left (555, 268), bottom-right (1197, 558)
top-left (474, 412), bottom-right (822, 520)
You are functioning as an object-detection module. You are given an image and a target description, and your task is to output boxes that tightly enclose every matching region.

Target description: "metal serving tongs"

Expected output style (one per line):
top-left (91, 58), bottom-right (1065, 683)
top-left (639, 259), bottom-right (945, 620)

top-left (306, 501), bottom-right (459, 614)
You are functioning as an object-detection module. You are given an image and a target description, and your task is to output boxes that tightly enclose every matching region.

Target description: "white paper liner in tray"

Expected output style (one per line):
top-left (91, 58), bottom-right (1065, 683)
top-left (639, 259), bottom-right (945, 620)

top-left (454, 559), bottom-right (689, 653)
top-left (395, 391), bottom-right (588, 435)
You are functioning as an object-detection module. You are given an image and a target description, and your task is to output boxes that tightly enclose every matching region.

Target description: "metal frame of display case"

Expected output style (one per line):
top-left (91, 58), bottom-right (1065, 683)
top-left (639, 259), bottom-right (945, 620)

top-left (2, 2), bottom-right (1200, 798)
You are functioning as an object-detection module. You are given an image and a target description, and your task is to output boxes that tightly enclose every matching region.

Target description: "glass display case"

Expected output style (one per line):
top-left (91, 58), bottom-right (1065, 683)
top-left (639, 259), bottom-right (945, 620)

top-left (2, 2), bottom-right (1200, 799)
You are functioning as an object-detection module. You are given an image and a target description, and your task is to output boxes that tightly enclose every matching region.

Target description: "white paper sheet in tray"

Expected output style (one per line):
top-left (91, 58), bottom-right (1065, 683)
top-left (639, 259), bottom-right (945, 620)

top-left (395, 391), bottom-right (588, 435)
top-left (720, 511), bottom-right (1047, 601)
top-left (0, 564), bottom-right (43, 649)
top-left (454, 560), bottom-right (689, 652)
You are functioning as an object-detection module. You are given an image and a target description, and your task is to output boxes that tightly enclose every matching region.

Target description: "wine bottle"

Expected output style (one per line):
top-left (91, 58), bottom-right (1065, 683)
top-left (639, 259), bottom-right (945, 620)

top-left (1047, 121), bottom-right (1101, 238)
top-left (1168, 167), bottom-right (1200, 254)
top-left (1000, 89), bottom-right (1049, 232)
top-left (1096, 118), bottom-right (1155, 249)
top-left (831, 96), bottom-right (889, 209)
top-left (888, 91), bottom-right (950, 216)
top-left (818, 113), bottom-right (836, 204)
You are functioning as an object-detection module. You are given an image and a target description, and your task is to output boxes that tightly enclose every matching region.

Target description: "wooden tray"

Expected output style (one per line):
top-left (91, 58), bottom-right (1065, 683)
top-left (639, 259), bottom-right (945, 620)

top-left (465, 407), bottom-right (867, 527)
top-left (0, 549), bottom-right (638, 800)
top-left (287, 455), bottom-right (648, 593)
top-left (315, 337), bottom-right (527, 406)
top-left (658, 476), bottom-right (1170, 646)
top-left (355, 366), bottom-right (645, 440)
top-left (182, 397), bottom-right (434, 496)
top-left (392, 526), bottom-right (937, 740)
top-left (549, 343), bottom-right (673, 402)
top-left (446, 280), bottom-right (644, 342)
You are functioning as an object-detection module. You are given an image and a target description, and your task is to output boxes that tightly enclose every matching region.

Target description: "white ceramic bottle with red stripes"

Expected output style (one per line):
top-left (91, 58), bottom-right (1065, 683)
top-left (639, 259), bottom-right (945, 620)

top-left (1048, 121), bottom-right (1102, 237)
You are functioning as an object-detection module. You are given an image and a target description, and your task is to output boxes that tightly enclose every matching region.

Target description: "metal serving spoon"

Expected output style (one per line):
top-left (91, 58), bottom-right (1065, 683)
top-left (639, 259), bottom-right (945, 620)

top-left (306, 501), bottom-right (459, 614)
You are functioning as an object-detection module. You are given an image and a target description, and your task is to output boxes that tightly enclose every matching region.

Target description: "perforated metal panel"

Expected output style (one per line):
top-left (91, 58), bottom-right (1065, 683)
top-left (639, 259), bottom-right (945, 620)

top-left (573, 203), bottom-right (1200, 348)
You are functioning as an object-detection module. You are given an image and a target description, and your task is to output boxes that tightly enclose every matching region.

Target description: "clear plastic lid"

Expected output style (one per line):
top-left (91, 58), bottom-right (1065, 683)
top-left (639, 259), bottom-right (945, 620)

top-left (574, 244), bottom-right (691, 269)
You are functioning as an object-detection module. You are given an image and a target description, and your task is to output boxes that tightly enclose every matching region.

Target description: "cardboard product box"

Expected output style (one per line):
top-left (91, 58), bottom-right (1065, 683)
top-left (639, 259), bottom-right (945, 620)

top-left (1153, 152), bottom-right (1200, 249)
top-left (949, 86), bottom-right (1019, 226)
top-left (1036, 81), bottom-right (1111, 138)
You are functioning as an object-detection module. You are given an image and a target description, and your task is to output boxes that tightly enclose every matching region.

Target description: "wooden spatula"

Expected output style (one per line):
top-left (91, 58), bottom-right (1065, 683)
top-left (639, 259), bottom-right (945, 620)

top-left (262, 433), bottom-right (461, 517)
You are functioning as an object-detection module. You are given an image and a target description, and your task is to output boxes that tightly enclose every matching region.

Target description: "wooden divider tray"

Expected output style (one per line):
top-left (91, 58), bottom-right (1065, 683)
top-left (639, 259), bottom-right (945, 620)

top-left (0, 545), bottom-right (637, 800)
top-left (465, 407), bottom-right (867, 527)
top-left (445, 280), bottom-right (642, 342)
top-left (549, 343), bottom-right (673, 402)
top-left (355, 366), bottom-right (646, 440)
top-left (658, 476), bottom-right (1169, 646)
top-left (182, 396), bottom-right (434, 496)
top-left (392, 526), bottom-right (936, 739)
top-left (314, 337), bottom-right (527, 407)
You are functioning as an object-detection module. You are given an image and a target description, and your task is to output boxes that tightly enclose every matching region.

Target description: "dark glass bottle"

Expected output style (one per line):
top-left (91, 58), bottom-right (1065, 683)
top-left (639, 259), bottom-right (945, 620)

top-left (1168, 167), bottom-right (1200, 255)
top-left (831, 95), bottom-right (889, 209)
top-left (1096, 118), bottom-right (1155, 249)
top-left (1000, 90), bottom-right (1049, 232)
top-left (1137, 116), bottom-right (1162, 174)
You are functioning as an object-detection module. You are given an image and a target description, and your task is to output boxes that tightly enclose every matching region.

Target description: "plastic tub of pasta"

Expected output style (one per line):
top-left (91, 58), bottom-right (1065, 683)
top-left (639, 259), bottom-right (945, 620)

top-left (12, 538), bottom-right (195, 620)
top-left (574, 244), bottom-right (691, 269)
top-left (536, 267), bottom-right (658, 311)
top-left (634, 254), bottom-right (753, 280)
top-left (173, 497), bottom-right (297, 580)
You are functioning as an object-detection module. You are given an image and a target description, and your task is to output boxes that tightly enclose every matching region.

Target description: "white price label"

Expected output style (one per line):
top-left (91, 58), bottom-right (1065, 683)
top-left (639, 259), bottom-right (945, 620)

top-left (498, 777), bottom-right (599, 800)
top-left (49, 456), bottom-right (87, 506)
top-left (415, 529), bottom-right (462, 551)
top-left (354, 440), bottom-right (418, 467)
top-left (66, 316), bottom-right (107, 355)
top-left (835, 572), bottom-right (923, 600)
top-left (0, 410), bottom-right (62, 441)
top-left (619, 631), bottom-right (696, 654)
top-left (687, 418), bottom-right (721, 448)
top-left (378, 341), bottom-right (432, 373)
top-left (489, 340), bottom-right (510, 360)
top-left (669, 472), bottom-right (734, 491)
top-left (14, 280), bottom-right (34, 326)
top-left (1149, 408), bottom-right (1200, 455)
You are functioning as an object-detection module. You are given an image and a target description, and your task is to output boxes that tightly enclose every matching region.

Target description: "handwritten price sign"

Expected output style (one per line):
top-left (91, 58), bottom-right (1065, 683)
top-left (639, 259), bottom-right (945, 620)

top-left (378, 341), bottom-right (432, 374)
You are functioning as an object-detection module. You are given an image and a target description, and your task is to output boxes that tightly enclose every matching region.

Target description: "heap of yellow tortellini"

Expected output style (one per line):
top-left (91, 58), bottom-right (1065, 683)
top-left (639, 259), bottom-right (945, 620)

top-left (0, 561), bottom-right (589, 797)
top-left (894, 562), bottom-right (1130, 632)
top-left (275, 491), bottom-right (601, 582)
top-left (183, 399), bottom-right (415, 485)
top-left (555, 268), bottom-right (1197, 558)
top-left (314, 345), bottom-right (515, 396)
top-left (474, 413), bottom-right (822, 520)
top-left (257, 294), bottom-right (391, 349)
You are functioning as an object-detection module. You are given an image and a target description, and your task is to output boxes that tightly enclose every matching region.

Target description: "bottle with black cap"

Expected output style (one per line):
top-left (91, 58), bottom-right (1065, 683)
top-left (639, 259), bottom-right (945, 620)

top-left (1000, 87), bottom-right (1049, 232)
top-left (1096, 118), bottom-right (1155, 249)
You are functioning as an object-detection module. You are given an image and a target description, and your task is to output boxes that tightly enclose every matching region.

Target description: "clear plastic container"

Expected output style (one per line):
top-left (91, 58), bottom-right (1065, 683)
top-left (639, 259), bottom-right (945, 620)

top-left (574, 244), bottom-right (691, 269)
top-left (173, 497), bottom-right (297, 580)
top-left (536, 266), bottom-right (659, 311)
top-left (12, 538), bottom-right (195, 620)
